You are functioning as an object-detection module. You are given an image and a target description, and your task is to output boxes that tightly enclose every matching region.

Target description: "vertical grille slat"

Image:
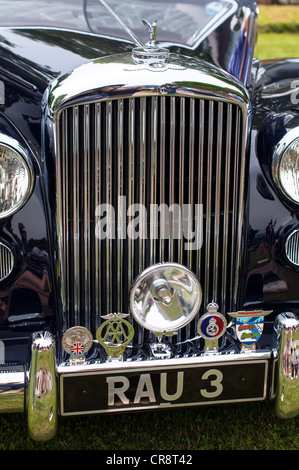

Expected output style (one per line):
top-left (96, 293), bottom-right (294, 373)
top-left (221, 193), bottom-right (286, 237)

top-left (73, 106), bottom-right (80, 326)
top-left (221, 103), bottom-right (232, 314)
top-left (57, 95), bottom-right (246, 336)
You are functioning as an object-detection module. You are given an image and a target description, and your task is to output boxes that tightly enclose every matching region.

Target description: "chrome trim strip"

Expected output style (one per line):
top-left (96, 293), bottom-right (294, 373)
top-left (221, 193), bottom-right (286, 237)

top-left (196, 99), bottom-right (204, 280)
top-left (58, 350), bottom-right (271, 375)
top-left (106, 100), bottom-right (113, 314)
top-left (150, 96), bottom-right (157, 264)
top-left (221, 103), bottom-right (232, 313)
top-left (213, 101), bottom-right (223, 300)
top-left (178, 97), bottom-right (185, 265)
top-left (118, 99), bottom-right (124, 311)
top-left (204, 100), bottom-right (214, 308)
top-left (46, 54), bottom-right (249, 114)
top-left (159, 96), bottom-right (166, 263)
top-left (169, 96), bottom-right (175, 261)
top-left (128, 98), bottom-right (135, 290)
top-left (139, 97), bottom-right (146, 270)
top-left (188, 98), bottom-right (195, 269)
top-left (73, 106), bottom-right (80, 325)
top-left (235, 106), bottom-right (247, 307)
top-left (95, 102), bottom-right (101, 321)
top-left (84, 104), bottom-right (91, 329)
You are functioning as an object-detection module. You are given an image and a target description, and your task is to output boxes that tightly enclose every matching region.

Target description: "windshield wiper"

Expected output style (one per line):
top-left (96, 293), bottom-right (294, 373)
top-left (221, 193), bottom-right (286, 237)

top-left (99, 0), bottom-right (145, 48)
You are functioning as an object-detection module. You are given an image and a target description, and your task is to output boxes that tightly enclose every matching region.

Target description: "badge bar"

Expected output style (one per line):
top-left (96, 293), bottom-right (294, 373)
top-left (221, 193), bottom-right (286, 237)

top-left (61, 308), bottom-right (273, 363)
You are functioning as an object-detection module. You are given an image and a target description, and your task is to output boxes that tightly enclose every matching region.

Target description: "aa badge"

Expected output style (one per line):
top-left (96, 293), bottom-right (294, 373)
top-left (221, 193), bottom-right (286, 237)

top-left (62, 326), bottom-right (93, 364)
top-left (228, 310), bottom-right (272, 352)
top-left (96, 313), bottom-right (135, 361)
top-left (197, 302), bottom-right (227, 354)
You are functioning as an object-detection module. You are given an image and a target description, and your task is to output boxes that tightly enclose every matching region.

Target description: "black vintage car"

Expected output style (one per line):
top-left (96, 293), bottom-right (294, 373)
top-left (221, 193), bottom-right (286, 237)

top-left (0, 0), bottom-right (298, 440)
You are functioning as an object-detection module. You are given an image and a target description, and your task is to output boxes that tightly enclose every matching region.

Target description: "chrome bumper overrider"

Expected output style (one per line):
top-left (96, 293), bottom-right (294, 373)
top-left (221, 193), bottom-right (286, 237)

top-left (274, 313), bottom-right (299, 418)
top-left (0, 313), bottom-right (297, 440)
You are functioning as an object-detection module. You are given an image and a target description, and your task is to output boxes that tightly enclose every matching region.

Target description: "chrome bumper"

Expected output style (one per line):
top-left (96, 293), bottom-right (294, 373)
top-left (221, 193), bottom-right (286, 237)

top-left (0, 313), bottom-right (298, 441)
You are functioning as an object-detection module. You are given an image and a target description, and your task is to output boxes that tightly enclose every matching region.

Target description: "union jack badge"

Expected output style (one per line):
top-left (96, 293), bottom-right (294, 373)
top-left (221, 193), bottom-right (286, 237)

top-left (62, 326), bottom-right (93, 364)
top-left (197, 302), bottom-right (227, 354)
top-left (96, 313), bottom-right (135, 361)
top-left (228, 310), bottom-right (272, 352)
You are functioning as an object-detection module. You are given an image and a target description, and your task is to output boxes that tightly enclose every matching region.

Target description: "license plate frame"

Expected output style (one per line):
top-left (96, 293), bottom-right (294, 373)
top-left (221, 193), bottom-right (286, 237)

top-left (60, 359), bottom-right (269, 415)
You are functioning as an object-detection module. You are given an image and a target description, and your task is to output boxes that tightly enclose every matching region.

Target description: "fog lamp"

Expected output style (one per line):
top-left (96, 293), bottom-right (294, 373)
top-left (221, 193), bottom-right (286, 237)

top-left (0, 136), bottom-right (33, 218)
top-left (272, 129), bottom-right (299, 203)
top-left (130, 263), bottom-right (202, 336)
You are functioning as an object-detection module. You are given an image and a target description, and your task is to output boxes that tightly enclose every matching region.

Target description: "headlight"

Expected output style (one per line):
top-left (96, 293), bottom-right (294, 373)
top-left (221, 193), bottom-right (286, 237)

top-left (0, 135), bottom-right (33, 218)
top-left (130, 262), bottom-right (202, 336)
top-left (272, 128), bottom-right (299, 203)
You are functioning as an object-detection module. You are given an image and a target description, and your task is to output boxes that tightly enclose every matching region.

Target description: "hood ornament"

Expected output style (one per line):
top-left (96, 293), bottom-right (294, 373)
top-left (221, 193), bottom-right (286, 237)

top-left (132, 19), bottom-right (169, 67)
top-left (142, 19), bottom-right (158, 49)
top-left (98, 1), bottom-right (169, 67)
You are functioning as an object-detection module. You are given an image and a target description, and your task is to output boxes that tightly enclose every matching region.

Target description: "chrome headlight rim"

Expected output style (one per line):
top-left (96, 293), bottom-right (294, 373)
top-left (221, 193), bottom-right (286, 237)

top-left (0, 134), bottom-right (34, 219)
top-left (272, 127), bottom-right (299, 204)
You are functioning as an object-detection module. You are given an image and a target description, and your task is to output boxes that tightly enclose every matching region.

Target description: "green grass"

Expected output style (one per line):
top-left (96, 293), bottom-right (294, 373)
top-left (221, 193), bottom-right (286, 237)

top-left (1, 401), bottom-right (299, 450)
top-left (257, 5), bottom-right (299, 33)
top-left (255, 5), bottom-right (299, 60)
top-left (255, 32), bottom-right (299, 60)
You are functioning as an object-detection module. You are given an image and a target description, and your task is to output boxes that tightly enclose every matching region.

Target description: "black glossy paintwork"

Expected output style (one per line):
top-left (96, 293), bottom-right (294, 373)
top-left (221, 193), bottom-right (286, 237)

top-left (243, 59), bottom-right (299, 323)
top-left (0, 3), bottom-right (297, 364)
top-left (0, 29), bottom-right (136, 365)
top-left (0, 114), bottom-right (54, 364)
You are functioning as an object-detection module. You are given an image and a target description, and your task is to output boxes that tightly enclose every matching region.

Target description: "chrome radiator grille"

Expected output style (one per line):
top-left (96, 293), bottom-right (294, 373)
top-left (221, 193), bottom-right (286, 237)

top-left (56, 95), bottom-right (246, 336)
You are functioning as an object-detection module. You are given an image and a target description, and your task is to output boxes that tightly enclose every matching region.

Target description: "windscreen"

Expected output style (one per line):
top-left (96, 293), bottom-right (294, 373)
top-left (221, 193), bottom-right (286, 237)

top-left (0, 0), bottom-right (238, 48)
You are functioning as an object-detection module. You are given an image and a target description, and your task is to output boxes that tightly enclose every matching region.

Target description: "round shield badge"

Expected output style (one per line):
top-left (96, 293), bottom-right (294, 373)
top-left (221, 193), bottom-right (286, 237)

top-left (62, 326), bottom-right (93, 363)
top-left (197, 302), bottom-right (227, 353)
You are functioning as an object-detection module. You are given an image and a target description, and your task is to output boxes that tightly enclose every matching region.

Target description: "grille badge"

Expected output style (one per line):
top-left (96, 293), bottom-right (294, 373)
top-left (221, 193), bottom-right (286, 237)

top-left (228, 310), bottom-right (272, 353)
top-left (197, 302), bottom-right (227, 355)
top-left (62, 326), bottom-right (93, 365)
top-left (96, 313), bottom-right (135, 361)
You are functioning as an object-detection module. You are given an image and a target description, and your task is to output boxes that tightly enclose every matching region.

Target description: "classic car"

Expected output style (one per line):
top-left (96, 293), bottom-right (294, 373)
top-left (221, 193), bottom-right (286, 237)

top-left (0, 0), bottom-right (298, 441)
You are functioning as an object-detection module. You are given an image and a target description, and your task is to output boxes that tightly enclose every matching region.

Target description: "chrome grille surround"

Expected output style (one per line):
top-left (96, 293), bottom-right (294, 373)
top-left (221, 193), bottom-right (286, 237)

top-left (285, 229), bottom-right (299, 266)
top-left (46, 53), bottom-right (249, 341)
top-left (0, 242), bottom-right (14, 281)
